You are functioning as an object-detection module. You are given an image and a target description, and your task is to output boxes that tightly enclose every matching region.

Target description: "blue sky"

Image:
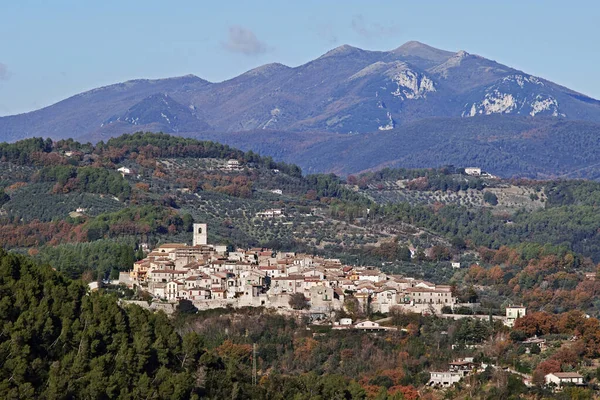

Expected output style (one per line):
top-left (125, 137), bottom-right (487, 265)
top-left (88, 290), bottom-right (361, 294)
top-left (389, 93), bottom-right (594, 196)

top-left (0, 0), bottom-right (598, 116)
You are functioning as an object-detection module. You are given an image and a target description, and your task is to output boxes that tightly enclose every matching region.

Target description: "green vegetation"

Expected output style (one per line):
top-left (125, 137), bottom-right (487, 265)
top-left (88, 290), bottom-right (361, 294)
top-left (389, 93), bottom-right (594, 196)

top-left (37, 240), bottom-right (136, 279)
top-left (35, 165), bottom-right (131, 200)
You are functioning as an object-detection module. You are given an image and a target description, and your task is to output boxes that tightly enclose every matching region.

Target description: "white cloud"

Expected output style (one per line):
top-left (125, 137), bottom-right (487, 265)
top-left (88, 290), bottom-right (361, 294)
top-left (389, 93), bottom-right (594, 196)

top-left (223, 25), bottom-right (270, 56)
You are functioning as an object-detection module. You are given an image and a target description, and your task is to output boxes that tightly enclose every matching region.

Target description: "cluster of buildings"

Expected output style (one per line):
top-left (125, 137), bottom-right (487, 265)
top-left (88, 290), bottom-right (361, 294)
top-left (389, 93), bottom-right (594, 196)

top-left (429, 358), bottom-right (585, 391)
top-left (121, 223), bottom-right (459, 313)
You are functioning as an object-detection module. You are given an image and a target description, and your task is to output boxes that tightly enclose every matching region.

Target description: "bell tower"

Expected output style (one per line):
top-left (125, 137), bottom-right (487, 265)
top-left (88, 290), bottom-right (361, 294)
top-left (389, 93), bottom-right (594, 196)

top-left (193, 223), bottom-right (207, 246)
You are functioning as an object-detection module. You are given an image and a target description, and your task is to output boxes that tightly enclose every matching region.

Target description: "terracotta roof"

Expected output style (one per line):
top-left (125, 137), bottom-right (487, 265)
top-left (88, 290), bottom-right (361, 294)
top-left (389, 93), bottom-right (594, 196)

top-left (158, 243), bottom-right (188, 248)
top-left (272, 275), bottom-right (304, 281)
top-left (359, 270), bottom-right (382, 276)
top-left (150, 269), bottom-right (187, 274)
top-left (147, 251), bottom-right (170, 257)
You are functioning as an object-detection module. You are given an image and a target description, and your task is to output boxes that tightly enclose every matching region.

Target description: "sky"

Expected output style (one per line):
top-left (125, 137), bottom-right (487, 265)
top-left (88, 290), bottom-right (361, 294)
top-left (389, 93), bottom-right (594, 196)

top-left (0, 0), bottom-right (599, 116)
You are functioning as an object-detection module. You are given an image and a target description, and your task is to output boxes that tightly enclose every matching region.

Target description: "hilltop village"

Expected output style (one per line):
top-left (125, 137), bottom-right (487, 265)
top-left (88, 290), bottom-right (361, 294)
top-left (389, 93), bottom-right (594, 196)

top-left (122, 223), bottom-right (461, 315)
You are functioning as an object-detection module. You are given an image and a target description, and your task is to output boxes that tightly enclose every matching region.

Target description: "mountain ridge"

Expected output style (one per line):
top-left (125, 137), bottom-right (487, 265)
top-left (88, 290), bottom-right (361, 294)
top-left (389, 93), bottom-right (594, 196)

top-left (1, 41), bottom-right (600, 180)
top-left (2, 40), bottom-right (599, 142)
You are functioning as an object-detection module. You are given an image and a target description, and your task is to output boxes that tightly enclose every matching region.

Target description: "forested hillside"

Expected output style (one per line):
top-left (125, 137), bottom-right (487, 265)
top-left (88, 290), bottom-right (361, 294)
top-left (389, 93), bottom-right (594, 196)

top-left (4, 246), bottom-right (600, 399)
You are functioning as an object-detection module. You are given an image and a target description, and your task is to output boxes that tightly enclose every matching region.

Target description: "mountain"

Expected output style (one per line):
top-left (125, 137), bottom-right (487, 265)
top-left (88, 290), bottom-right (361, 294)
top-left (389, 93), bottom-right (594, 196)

top-left (2, 40), bottom-right (600, 143)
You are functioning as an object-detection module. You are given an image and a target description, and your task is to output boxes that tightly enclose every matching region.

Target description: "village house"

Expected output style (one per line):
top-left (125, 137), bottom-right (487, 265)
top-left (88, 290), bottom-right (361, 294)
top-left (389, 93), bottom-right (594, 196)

top-left (464, 167), bottom-right (481, 176)
top-left (522, 335), bottom-right (547, 353)
top-left (545, 372), bottom-right (584, 389)
top-left (506, 305), bottom-right (527, 327)
top-left (148, 269), bottom-right (187, 284)
top-left (225, 159), bottom-right (242, 171)
top-left (406, 285), bottom-right (455, 305)
top-left (256, 208), bottom-right (284, 218)
top-left (166, 280), bottom-right (185, 301)
top-left (354, 320), bottom-right (396, 332)
top-left (428, 371), bottom-right (465, 388)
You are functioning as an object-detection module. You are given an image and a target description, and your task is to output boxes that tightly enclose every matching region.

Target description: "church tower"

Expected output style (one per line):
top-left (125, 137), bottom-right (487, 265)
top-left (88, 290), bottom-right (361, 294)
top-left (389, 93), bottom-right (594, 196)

top-left (193, 223), bottom-right (207, 246)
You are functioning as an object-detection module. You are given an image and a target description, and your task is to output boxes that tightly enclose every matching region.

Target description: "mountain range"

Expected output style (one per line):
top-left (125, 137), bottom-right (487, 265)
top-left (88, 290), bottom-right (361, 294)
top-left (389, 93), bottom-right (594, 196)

top-left (2, 41), bottom-right (600, 177)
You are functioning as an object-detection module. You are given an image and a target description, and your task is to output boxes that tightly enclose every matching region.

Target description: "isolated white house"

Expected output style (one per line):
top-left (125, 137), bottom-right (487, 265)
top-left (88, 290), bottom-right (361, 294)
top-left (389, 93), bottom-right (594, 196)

top-left (545, 372), bottom-right (584, 388)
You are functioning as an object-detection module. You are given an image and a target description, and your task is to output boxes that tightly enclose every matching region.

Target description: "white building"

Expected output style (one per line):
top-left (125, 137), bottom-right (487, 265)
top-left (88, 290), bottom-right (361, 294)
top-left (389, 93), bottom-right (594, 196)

top-left (506, 305), bottom-right (527, 327)
top-left (117, 166), bottom-right (132, 176)
top-left (225, 159), bottom-right (242, 171)
top-left (464, 167), bottom-right (481, 176)
top-left (545, 372), bottom-right (584, 388)
top-left (429, 371), bottom-right (465, 388)
top-left (256, 209), bottom-right (284, 218)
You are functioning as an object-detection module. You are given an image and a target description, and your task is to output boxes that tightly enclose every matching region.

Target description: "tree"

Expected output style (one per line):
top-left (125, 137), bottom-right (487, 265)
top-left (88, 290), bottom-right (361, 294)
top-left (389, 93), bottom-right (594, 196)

top-left (176, 299), bottom-right (198, 315)
top-left (289, 293), bottom-right (310, 310)
top-left (483, 192), bottom-right (498, 206)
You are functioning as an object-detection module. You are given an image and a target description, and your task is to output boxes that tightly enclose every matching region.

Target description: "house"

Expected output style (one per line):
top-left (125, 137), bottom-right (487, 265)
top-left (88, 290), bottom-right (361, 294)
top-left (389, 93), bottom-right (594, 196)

top-left (373, 288), bottom-right (398, 313)
top-left (449, 360), bottom-right (477, 372)
top-left (185, 274), bottom-right (211, 290)
top-left (506, 305), bottom-right (527, 327)
top-left (451, 262), bottom-right (461, 269)
top-left (148, 269), bottom-right (187, 283)
top-left (428, 371), bottom-right (465, 388)
top-left (464, 167), bottom-right (481, 176)
top-left (188, 288), bottom-right (210, 301)
top-left (225, 159), bottom-right (242, 171)
top-left (166, 280), bottom-right (185, 301)
top-left (256, 209), bottom-right (284, 218)
top-left (152, 283), bottom-right (166, 298)
top-left (270, 275), bottom-right (304, 294)
top-left (271, 189), bottom-right (283, 195)
top-left (357, 270), bottom-right (385, 283)
top-left (309, 286), bottom-right (334, 312)
top-left (117, 166), bottom-right (132, 176)
top-left (406, 285), bottom-right (456, 305)
top-left (211, 288), bottom-right (227, 299)
top-left (354, 320), bottom-right (395, 332)
top-left (523, 335), bottom-right (547, 352)
top-left (545, 372), bottom-right (584, 388)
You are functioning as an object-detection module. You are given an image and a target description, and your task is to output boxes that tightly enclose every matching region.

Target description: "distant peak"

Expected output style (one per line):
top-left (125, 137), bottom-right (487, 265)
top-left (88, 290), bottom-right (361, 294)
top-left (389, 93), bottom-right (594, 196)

top-left (391, 40), bottom-right (454, 63)
top-left (396, 40), bottom-right (431, 50)
top-left (242, 63), bottom-right (291, 77)
top-left (319, 44), bottom-right (363, 59)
